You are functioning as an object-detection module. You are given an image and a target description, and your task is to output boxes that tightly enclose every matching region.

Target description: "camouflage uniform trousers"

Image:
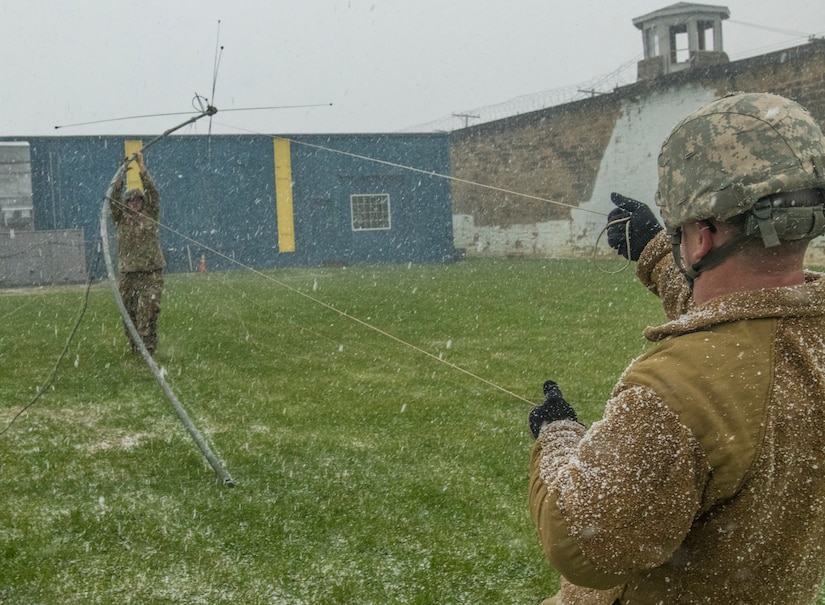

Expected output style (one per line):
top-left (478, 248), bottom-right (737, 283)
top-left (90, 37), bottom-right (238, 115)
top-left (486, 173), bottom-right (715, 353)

top-left (118, 270), bottom-right (163, 355)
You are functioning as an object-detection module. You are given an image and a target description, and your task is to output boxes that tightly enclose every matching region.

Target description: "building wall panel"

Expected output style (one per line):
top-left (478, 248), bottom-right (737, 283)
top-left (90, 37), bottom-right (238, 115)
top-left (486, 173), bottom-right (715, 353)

top-left (0, 132), bottom-right (454, 284)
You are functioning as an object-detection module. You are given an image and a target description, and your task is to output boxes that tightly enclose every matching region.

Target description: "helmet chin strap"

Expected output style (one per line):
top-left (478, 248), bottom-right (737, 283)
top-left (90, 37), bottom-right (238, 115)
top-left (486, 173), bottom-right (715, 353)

top-left (668, 192), bottom-right (825, 290)
top-left (668, 227), bottom-right (750, 290)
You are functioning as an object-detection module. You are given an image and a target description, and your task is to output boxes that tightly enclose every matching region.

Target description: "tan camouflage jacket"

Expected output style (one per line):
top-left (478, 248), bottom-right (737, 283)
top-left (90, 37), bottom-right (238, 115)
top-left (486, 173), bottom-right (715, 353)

top-left (111, 170), bottom-right (166, 273)
top-left (530, 231), bottom-right (825, 604)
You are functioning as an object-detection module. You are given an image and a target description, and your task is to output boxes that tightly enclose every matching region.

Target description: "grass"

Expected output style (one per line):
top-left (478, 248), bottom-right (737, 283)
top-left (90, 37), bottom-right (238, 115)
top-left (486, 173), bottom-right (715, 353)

top-left (1, 257), bottom-right (814, 604)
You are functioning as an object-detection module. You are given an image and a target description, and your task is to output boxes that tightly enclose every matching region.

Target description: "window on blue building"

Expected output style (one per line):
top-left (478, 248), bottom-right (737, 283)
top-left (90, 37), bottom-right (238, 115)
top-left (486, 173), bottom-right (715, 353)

top-left (351, 193), bottom-right (391, 231)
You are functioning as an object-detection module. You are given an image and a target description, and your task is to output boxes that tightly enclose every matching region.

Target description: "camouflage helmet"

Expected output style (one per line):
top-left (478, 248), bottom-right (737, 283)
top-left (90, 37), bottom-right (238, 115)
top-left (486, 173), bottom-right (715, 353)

top-left (124, 188), bottom-right (145, 202)
top-left (656, 92), bottom-right (825, 235)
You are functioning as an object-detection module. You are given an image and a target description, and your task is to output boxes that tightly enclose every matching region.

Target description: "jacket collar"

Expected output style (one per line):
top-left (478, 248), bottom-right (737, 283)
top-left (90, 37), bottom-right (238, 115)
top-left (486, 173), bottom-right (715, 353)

top-left (644, 272), bottom-right (825, 342)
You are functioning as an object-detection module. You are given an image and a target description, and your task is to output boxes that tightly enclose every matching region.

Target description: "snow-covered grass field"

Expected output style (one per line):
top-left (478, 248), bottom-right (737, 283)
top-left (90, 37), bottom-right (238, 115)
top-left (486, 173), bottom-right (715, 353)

top-left (1, 258), bottom-right (820, 604)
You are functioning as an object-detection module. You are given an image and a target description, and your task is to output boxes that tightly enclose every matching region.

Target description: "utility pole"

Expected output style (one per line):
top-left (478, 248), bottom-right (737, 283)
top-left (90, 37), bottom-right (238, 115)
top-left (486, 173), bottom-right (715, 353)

top-left (453, 112), bottom-right (480, 128)
top-left (577, 89), bottom-right (609, 98)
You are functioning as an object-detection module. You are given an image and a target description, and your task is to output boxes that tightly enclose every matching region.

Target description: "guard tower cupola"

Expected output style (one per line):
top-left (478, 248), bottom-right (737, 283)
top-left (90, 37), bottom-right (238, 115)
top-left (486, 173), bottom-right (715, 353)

top-left (633, 2), bottom-right (730, 81)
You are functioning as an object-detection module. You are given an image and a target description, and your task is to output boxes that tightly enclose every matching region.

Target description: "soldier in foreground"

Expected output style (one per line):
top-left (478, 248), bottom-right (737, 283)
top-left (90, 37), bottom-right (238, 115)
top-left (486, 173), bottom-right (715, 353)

top-left (529, 92), bottom-right (825, 603)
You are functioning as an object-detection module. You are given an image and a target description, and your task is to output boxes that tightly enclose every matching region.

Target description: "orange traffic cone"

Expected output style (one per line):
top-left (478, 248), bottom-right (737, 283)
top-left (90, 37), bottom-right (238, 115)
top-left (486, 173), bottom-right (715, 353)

top-left (198, 254), bottom-right (207, 272)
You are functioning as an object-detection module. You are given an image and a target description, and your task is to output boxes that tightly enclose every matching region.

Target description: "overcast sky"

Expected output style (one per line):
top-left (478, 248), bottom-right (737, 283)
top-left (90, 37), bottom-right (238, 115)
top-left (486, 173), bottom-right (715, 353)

top-left (1, 0), bottom-right (823, 137)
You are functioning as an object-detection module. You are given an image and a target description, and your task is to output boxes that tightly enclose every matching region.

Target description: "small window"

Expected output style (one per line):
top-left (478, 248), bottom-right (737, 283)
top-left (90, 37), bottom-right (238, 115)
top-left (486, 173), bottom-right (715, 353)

top-left (669, 23), bottom-right (690, 63)
top-left (2, 206), bottom-right (33, 228)
top-left (351, 194), bottom-right (391, 231)
top-left (697, 20), bottom-right (716, 51)
top-left (645, 26), bottom-right (660, 58)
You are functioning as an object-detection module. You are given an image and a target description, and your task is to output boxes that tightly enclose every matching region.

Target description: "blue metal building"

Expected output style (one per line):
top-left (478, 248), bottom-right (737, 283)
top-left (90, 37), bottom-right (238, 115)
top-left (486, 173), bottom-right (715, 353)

top-left (1, 132), bottom-right (454, 278)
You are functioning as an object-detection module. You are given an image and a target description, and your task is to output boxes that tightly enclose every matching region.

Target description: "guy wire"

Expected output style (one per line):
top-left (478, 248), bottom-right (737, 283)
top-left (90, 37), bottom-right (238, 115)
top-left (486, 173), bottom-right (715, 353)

top-left (268, 134), bottom-right (640, 272)
top-left (106, 122), bottom-right (648, 407)
top-left (107, 191), bottom-right (536, 406)
top-left (102, 119), bottom-right (637, 411)
top-left (276, 136), bottom-right (603, 216)
top-left (224, 126), bottom-right (636, 271)
top-left (0, 251), bottom-right (102, 437)
top-left (219, 122), bottom-right (611, 219)
top-left (218, 126), bottom-right (637, 268)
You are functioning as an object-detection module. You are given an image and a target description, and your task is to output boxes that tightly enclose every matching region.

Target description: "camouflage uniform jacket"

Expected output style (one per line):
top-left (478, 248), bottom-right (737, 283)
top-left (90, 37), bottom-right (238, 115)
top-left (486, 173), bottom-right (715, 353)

top-left (111, 170), bottom-right (166, 273)
top-left (530, 231), bottom-right (825, 604)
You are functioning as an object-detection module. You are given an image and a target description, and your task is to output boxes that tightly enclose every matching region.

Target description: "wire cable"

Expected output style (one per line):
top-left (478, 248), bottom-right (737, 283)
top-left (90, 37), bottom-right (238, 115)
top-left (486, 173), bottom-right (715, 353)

top-left (0, 251), bottom-right (101, 437)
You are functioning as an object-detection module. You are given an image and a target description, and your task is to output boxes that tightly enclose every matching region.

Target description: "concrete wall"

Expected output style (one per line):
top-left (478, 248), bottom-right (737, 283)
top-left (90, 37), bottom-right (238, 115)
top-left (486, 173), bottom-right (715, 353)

top-left (0, 229), bottom-right (86, 287)
top-left (450, 40), bottom-right (825, 266)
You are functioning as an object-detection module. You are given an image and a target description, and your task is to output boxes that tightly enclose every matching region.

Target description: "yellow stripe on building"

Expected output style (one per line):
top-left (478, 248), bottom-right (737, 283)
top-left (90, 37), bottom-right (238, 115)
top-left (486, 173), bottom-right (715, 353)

top-left (124, 140), bottom-right (143, 191)
top-left (273, 138), bottom-right (296, 253)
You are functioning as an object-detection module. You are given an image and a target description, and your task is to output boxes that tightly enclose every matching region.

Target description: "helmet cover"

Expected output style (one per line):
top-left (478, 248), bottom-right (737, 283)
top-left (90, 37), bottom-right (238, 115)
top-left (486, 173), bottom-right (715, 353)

top-left (656, 92), bottom-right (825, 230)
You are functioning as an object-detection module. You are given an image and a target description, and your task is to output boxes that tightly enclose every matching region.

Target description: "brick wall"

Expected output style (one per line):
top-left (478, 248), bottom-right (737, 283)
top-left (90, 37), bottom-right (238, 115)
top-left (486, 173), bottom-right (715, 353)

top-left (451, 94), bottom-right (622, 226)
top-left (450, 40), bottom-right (825, 263)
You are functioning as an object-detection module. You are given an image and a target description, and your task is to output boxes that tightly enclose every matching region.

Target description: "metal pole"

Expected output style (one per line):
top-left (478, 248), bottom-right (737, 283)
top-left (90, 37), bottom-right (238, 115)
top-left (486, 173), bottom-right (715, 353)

top-left (100, 112), bottom-right (235, 487)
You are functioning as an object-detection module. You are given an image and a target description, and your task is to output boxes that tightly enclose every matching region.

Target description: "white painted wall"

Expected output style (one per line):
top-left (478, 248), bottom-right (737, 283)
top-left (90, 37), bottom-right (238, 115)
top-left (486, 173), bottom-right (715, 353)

top-left (571, 85), bottom-right (716, 253)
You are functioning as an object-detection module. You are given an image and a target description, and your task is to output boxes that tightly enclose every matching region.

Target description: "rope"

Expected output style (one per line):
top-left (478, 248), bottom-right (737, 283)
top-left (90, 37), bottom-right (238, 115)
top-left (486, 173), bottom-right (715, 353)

top-left (594, 216), bottom-right (633, 274)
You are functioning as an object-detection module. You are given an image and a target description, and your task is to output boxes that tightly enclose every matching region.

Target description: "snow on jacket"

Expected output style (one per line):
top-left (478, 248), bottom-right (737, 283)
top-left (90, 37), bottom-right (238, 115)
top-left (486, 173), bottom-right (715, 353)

top-left (111, 170), bottom-right (166, 274)
top-left (529, 231), bottom-right (825, 604)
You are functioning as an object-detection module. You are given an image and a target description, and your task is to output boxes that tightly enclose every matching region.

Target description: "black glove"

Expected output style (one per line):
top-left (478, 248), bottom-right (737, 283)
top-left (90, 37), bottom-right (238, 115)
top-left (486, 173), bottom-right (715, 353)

top-left (607, 192), bottom-right (663, 261)
top-left (529, 380), bottom-right (578, 438)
